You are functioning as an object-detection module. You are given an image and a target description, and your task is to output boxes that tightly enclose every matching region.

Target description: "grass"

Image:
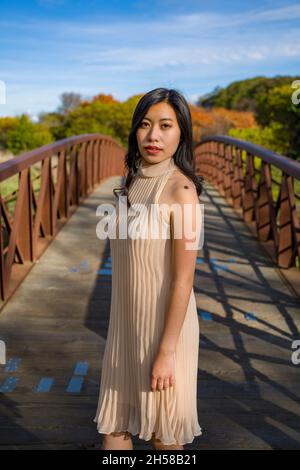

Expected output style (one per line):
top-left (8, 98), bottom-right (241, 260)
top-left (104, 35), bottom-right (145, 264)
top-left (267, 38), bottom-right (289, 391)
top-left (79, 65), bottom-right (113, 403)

top-left (0, 163), bottom-right (43, 216)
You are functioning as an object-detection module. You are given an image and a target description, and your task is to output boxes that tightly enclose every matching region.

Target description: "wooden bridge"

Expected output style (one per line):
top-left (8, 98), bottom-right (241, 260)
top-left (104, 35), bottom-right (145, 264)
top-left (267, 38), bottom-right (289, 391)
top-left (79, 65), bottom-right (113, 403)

top-left (0, 134), bottom-right (299, 449)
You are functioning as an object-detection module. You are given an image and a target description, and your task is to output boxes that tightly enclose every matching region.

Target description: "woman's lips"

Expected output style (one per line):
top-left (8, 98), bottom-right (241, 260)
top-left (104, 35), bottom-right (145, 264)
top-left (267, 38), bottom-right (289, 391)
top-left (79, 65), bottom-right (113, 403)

top-left (145, 147), bottom-right (162, 155)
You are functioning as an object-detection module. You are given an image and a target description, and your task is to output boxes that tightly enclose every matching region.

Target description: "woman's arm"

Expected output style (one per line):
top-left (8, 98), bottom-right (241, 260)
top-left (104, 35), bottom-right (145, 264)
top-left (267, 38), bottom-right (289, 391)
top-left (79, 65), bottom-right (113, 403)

top-left (159, 181), bottom-right (200, 354)
top-left (150, 181), bottom-right (201, 392)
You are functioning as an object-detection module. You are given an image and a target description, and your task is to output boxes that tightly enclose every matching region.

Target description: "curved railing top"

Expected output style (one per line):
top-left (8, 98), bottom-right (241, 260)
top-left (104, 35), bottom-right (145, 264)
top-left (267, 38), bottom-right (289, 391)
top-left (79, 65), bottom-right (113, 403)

top-left (0, 133), bottom-right (124, 183)
top-left (198, 135), bottom-right (300, 180)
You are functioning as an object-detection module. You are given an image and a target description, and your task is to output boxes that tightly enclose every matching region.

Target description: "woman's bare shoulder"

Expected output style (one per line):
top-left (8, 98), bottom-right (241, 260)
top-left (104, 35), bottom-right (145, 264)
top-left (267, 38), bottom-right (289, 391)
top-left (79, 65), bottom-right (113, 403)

top-left (172, 169), bottom-right (196, 188)
top-left (159, 168), bottom-right (197, 205)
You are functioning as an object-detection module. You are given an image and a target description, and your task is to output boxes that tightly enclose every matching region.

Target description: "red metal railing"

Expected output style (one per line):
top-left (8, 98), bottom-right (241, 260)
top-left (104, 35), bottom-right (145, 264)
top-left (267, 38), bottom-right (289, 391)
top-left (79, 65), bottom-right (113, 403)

top-left (195, 135), bottom-right (300, 269)
top-left (0, 133), bottom-right (125, 306)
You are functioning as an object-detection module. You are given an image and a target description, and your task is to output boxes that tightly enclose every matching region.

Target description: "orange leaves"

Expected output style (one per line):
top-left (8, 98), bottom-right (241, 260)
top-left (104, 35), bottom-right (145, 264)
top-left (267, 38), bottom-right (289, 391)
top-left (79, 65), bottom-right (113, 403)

top-left (189, 103), bottom-right (257, 140)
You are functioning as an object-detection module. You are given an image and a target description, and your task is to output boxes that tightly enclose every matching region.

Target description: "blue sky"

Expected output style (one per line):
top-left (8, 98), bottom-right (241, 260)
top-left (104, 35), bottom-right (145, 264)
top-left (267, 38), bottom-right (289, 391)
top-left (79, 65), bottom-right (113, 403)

top-left (0, 0), bottom-right (299, 119)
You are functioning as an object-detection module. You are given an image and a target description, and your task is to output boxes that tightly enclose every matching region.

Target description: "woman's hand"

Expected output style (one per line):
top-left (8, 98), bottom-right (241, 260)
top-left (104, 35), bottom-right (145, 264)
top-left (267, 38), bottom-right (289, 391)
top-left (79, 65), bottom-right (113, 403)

top-left (150, 350), bottom-right (176, 392)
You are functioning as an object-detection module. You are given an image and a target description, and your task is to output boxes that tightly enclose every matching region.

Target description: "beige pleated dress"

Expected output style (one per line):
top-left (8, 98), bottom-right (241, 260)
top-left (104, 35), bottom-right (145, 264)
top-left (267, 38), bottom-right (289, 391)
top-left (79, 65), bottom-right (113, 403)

top-left (93, 156), bottom-right (202, 445)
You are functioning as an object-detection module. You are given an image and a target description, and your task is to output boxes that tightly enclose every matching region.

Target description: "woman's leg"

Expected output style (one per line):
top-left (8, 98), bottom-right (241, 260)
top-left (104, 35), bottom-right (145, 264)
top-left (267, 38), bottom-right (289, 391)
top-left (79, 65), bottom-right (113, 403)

top-left (150, 432), bottom-right (184, 450)
top-left (102, 431), bottom-right (133, 450)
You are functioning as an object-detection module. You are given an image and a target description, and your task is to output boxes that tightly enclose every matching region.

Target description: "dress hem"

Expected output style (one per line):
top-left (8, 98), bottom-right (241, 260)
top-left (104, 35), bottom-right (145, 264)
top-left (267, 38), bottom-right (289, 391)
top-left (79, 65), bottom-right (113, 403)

top-left (93, 418), bottom-right (203, 446)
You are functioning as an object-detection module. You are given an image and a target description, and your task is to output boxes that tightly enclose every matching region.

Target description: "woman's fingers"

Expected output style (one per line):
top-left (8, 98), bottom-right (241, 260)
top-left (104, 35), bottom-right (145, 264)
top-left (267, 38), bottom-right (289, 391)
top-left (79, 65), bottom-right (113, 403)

top-left (157, 378), bottom-right (164, 390)
top-left (163, 378), bottom-right (169, 389)
top-left (151, 377), bottom-right (157, 391)
top-left (169, 375), bottom-right (176, 387)
top-left (151, 376), bottom-right (175, 391)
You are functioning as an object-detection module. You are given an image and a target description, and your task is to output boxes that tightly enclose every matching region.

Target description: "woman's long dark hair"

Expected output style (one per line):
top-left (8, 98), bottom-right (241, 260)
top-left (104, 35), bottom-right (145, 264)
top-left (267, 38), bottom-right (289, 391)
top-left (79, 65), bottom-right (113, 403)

top-left (113, 87), bottom-right (205, 207)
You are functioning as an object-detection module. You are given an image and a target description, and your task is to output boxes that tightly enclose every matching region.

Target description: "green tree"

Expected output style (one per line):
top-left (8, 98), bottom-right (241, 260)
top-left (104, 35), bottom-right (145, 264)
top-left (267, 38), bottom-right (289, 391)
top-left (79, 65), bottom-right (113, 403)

top-left (6, 114), bottom-right (53, 155)
top-left (197, 75), bottom-right (297, 112)
top-left (229, 122), bottom-right (289, 156)
top-left (0, 117), bottom-right (18, 149)
top-left (56, 93), bottom-right (143, 147)
top-left (257, 84), bottom-right (300, 159)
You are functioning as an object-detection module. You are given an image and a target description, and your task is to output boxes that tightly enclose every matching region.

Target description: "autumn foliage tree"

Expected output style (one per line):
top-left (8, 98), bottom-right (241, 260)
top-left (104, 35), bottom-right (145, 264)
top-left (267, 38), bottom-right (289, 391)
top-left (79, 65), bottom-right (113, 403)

top-left (1, 77), bottom-right (298, 159)
top-left (197, 75), bottom-right (300, 159)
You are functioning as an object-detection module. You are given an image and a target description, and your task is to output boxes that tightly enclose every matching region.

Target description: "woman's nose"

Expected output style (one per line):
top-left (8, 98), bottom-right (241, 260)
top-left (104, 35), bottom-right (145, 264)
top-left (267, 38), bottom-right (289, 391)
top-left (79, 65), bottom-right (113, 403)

top-left (147, 127), bottom-right (160, 141)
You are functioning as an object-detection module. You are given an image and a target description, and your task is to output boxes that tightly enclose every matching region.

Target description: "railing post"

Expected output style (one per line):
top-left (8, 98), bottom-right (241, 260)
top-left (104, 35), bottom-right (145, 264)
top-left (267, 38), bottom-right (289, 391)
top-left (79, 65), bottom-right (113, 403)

top-left (86, 140), bottom-right (93, 194)
top-left (18, 168), bottom-right (34, 262)
top-left (232, 147), bottom-right (243, 209)
top-left (55, 149), bottom-right (68, 220)
top-left (255, 162), bottom-right (277, 246)
top-left (278, 174), bottom-right (300, 268)
top-left (0, 196), bottom-right (4, 300)
top-left (243, 152), bottom-right (256, 223)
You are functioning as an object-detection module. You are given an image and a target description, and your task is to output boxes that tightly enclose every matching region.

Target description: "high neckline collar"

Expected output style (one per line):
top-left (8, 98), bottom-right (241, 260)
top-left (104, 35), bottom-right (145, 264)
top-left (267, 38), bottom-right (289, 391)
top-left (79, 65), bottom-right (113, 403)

top-left (137, 157), bottom-right (176, 178)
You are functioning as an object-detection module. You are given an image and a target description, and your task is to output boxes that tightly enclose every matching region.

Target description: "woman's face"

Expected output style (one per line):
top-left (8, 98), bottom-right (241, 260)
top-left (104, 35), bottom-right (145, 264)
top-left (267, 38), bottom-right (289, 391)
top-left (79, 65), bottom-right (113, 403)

top-left (136, 102), bottom-right (181, 165)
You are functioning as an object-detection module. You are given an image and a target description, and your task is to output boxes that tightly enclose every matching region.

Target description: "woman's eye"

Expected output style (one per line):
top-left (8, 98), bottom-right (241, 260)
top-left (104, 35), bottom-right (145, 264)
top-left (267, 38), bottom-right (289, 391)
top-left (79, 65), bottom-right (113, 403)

top-left (140, 122), bottom-right (171, 129)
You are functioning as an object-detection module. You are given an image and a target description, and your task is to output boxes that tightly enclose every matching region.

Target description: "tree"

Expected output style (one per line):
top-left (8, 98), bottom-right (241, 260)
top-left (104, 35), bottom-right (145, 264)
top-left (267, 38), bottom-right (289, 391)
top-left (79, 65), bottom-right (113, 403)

top-left (194, 76), bottom-right (300, 160)
top-left (196, 76), bottom-right (297, 113)
top-left (196, 86), bottom-right (222, 108)
top-left (57, 92), bottom-right (82, 115)
top-left (256, 84), bottom-right (300, 159)
top-left (0, 117), bottom-right (19, 149)
top-left (6, 114), bottom-right (53, 155)
top-left (229, 122), bottom-right (289, 156)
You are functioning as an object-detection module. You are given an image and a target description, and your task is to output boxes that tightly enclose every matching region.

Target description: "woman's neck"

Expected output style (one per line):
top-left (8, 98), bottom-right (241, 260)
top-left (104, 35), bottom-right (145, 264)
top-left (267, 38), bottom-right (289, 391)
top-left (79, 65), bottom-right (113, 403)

top-left (137, 157), bottom-right (175, 178)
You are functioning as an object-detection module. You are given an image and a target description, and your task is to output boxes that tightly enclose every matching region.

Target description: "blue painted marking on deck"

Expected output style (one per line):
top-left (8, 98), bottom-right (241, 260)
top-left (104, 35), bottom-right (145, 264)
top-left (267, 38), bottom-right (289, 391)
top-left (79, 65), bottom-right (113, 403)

top-left (74, 361), bottom-right (89, 376)
top-left (36, 377), bottom-right (54, 393)
top-left (196, 258), bottom-right (236, 266)
top-left (97, 269), bottom-right (112, 275)
top-left (67, 376), bottom-right (84, 393)
top-left (79, 260), bottom-right (89, 269)
top-left (4, 358), bottom-right (21, 372)
top-left (198, 311), bottom-right (213, 321)
top-left (245, 312), bottom-right (256, 321)
top-left (0, 376), bottom-right (19, 392)
top-left (69, 267), bottom-right (78, 272)
top-left (212, 264), bottom-right (230, 272)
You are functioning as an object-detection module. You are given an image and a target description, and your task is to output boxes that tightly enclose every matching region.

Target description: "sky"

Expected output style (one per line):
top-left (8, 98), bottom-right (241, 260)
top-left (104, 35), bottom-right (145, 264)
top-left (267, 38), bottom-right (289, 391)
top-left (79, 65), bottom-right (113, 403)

top-left (0, 0), bottom-right (299, 119)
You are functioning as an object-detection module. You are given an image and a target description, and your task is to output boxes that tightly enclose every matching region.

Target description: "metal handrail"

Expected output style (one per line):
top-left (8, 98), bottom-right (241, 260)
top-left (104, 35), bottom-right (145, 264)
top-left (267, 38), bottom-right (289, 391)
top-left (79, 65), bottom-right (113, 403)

top-left (195, 135), bottom-right (300, 269)
top-left (0, 133), bottom-right (126, 306)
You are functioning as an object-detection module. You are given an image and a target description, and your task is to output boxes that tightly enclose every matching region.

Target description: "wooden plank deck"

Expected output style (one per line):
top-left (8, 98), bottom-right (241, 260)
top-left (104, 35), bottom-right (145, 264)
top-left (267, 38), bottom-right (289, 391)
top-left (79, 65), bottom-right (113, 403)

top-left (0, 177), bottom-right (299, 450)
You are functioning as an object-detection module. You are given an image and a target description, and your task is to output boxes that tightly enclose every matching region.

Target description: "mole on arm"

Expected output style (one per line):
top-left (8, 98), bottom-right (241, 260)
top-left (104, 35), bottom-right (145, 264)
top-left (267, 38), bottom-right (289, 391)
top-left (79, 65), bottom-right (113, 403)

top-left (184, 185), bottom-right (189, 189)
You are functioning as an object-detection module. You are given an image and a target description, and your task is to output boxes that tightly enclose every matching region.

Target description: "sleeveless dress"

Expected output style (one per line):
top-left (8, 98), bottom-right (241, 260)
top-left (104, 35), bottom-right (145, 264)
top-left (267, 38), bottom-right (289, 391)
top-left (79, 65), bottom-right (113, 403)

top-left (93, 156), bottom-right (202, 445)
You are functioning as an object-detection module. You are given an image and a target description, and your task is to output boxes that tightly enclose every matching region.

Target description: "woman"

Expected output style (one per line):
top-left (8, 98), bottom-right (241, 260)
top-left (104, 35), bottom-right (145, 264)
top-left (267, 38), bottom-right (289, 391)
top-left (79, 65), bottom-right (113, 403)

top-left (93, 87), bottom-right (204, 450)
